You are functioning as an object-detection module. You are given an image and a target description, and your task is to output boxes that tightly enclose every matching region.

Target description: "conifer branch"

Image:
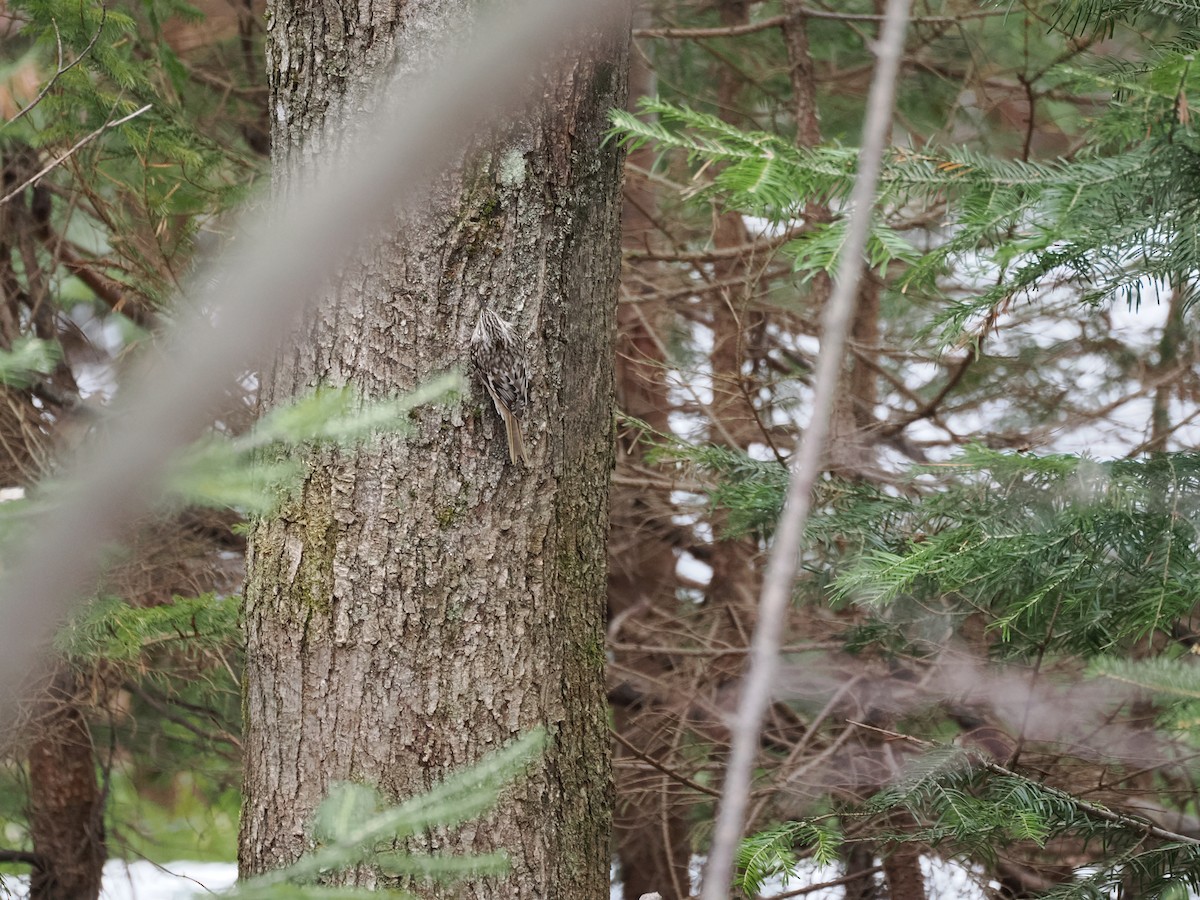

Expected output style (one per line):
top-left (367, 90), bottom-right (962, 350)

top-left (0, 104), bottom-right (152, 208)
top-left (850, 721), bottom-right (1200, 847)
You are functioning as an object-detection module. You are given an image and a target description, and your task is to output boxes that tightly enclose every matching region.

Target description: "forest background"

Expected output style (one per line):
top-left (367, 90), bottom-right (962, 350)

top-left (3, 0), bottom-right (1200, 898)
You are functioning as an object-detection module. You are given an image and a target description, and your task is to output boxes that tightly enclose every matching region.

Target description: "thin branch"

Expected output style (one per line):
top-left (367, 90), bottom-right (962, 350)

top-left (700, 1), bottom-right (913, 896)
top-left (4, 8), bottom-right (108, 129)
top-left (1008, 596), bottom-right (1062, 770)
top-left (613, 730), bottom-right (723, 798)
top-left (879, 350), bottom-right (975, 437)
top-left (626, 300), bottom-right (742, 447)
top-left (609, 641), bottom-right (842, 657)
top-left (39, 232), bottom-right (154, 328)
top-left (623, 234), bottom-right (794, 262)
top-left (0, 848), bottom-right (46, 868)
top-left (634, 6), bottom-right (1001, 39)
top-left (748, 676), bottom-right (863, 824)
top-left (0, 104), bottom-right (153, 207)
top-left (635, 15), bottom-right (788, 39)
top-left (767, 865), bottom-right (883, 898)
top-left (620, 267), bottom-right (792, 305)
top-left (125, 682), bottom-right (241, 758)
top-left (732, 345), bottom-right (789, 466)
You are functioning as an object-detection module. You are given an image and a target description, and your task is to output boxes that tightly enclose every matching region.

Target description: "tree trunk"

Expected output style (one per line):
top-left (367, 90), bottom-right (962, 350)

top-left (27, 668), bottom-right (105, 900)
top-left (840, 841), bottom-right (880, 900)
top-left (783, 4), bottom-right (881, 478)
top-left (880, 831), bottom-right (925, 900)
top-left (239, 3), bottom-right (628, 897)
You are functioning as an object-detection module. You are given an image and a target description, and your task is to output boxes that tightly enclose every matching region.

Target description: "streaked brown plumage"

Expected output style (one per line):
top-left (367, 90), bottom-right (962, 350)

top-left (470, 308), bottom-right (531, 466)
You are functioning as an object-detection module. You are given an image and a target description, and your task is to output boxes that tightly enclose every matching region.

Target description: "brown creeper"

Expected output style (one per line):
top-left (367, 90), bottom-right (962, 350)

top-left (470, 307), bottom-right (531, 467)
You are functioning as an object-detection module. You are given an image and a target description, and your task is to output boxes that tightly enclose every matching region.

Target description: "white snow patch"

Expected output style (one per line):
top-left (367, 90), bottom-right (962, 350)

top-left (0, 860), bottom-right (237, 900)
top-left (2, 854), bottom-right (1186, 899)
top-left (676, 552), bottom-right (713, 587)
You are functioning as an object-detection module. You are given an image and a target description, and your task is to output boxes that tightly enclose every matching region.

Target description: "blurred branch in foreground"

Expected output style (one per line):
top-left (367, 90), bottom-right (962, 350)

top-left (0, 0), bottom-right (623, 729)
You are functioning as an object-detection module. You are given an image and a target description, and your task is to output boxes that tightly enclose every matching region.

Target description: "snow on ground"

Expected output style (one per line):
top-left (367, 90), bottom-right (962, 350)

top-left (0, 856), bottom-right (994, 899)
top-left (5, 855), bottom-right (1196, 899)
top-left (0, 860), bottom-right (237, 899)
top-left (669, 855), bottom-right (991, 900)
top-left (102, 861), bottom-right (238, 898)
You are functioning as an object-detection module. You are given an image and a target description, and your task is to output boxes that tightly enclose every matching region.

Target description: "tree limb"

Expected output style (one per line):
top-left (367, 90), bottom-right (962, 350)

top-left (700, 2), bottom-right (913, 895)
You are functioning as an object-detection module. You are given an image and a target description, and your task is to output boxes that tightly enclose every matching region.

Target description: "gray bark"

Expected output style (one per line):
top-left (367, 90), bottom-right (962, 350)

top-left (239, 2), bottom-right (628, 897)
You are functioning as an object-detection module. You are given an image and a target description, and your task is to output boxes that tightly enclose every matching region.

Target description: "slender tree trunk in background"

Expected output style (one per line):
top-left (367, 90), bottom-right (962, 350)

top-left (708, 206), bottom-right (763, 632)
top-left (239, 3), bottom-right (629, 896)
top-left (609, 16), bottom-right (694, 898)
top-left (881, 848), bottom-right (925, 900)
top-left (840, 843), bottom-right (881, 900)
top-left (27, 669), bottom-right (105, 900)
top-left (784, 4), bottom-right (880, 478)
top-left (707, 0), bottom-right (762, 664)
top-left (0, 150), bottom-right (106, 900)
top-left (879, 811), bottom-right (926, 900)
top-left (1149, 284), bottom-right (1189, 453)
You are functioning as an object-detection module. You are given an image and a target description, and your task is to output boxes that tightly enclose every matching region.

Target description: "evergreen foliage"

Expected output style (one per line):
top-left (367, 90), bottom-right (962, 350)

top-left (226, 730), bottom-right (545, 898)
top-left (1093, 654), bottom-right (1200, 701)
top-left (664, 441), bottom-right (1200, 655)
top-left (835, 450), bottom-right (1200, 656)
top-left (55, 592), bottom-right (239, 664)
top-left (0, 338), bottom-right (61, 387)
top-left (734, 817), bottom-right (841, 896)
top-left (619, 1), bottom-right (1200, 895)
top-left (3, 0), bottom-right (264, 309)
top-left (614, 94), bottom-right (1200, 340)
top-left (661, 407), bottom-right (1200, 893)
top-left (14, 0), bottom-right (1200, 892)
top-left (169, 374), bottom-right (462, 512)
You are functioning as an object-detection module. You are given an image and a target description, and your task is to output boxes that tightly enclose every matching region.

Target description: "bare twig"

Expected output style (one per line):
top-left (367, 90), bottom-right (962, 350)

top-left (635, 15), bottom-right (788, 39)
top-left (622, 235), bottom-right (794, 262)
top-left (613, 730), bottom-right (723, 799)
top-left (0, 0), bottom-right (624, 725)
top-left (634, 6), bottom-right (1000, 39)
top-left (748, 675), bottom-right (863, 824)
top-left (767, 865), bottom-right (883, 898)
top-left (38, 235), bottom-right (151, 327)
top-left (609, 641), bottom-right (842, 657)
top-left (124, 682), bottom-right (241, 759)
top-left (699, 2), bottom-right (913, 896)
top-left (879, 349), bottom-right (975, 437)
top-left (0, 104), bottom-right (152, 207)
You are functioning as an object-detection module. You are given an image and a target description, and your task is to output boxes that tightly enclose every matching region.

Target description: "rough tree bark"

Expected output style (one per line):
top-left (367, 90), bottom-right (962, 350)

top-left (26, 670), bottom-right (105, 900)
top-left (239, 3), bottom-right (629, 897)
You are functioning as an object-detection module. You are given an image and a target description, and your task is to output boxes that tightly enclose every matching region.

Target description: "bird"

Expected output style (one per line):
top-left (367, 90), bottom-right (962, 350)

top-left (470, 307), bottom-right (531, 467)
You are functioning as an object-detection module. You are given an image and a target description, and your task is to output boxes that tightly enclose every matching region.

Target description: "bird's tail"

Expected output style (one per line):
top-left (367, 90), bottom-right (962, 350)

top-left (498, 403), bottom-right (531, 467)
